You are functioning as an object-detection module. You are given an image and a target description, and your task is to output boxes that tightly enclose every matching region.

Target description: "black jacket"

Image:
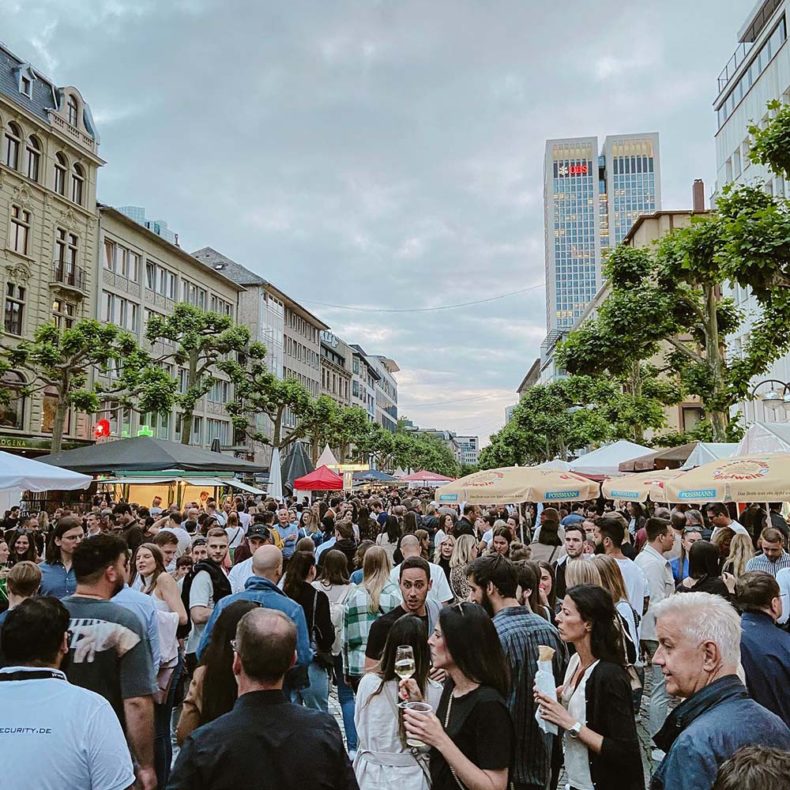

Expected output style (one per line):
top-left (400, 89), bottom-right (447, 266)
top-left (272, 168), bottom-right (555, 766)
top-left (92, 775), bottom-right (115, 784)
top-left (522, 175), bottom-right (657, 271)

top-left (168, 689), bottom-right (358, 790)
top-left (583, 661), bottom-right (644, 790)
top-left (454, 517), bottom-right (475, 537)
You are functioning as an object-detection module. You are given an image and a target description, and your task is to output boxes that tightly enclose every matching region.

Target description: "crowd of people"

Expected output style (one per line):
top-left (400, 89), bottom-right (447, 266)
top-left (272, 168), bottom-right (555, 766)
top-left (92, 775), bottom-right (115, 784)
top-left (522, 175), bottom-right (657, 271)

top-left (0, 490), bottom-right (789, 789)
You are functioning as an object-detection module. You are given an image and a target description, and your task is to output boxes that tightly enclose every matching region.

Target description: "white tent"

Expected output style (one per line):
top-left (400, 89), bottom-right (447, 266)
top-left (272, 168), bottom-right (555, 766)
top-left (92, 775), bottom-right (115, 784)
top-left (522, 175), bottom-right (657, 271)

top-left (680, 442), bottom-right (738, 470)
top-left (736, 422), bottom-right (790, 455)
top-left (268, 447), bottom-right (283, 502)
top-left (569, 440), bottom-right (653, 476)
top-left (315, 444), bottom-right (339, 469)
top-left (0, 450), bottom-right (92, 491)
top-left (536, 459), bottom-right (572, 471)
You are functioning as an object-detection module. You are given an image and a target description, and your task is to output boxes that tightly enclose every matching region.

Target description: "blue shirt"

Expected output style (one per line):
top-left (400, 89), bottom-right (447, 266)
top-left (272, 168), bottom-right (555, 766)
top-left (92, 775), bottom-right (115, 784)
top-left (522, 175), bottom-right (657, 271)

top-left (349, 569), bottom-right (363, 585)
top-left (195, 576), bottom-right (311, 677)
top-left (740, 611), bottom-right (790, 726)
top-left (315, 536), bottom-right (336, 562)
top-left (38, 561), bottom-right (77, 599)
top-left (669, 556), bottom-right (689, 584)
top-left (274, 523), bottom-right (299, 559)
top-left (112, 585), bottom-right (161, 678)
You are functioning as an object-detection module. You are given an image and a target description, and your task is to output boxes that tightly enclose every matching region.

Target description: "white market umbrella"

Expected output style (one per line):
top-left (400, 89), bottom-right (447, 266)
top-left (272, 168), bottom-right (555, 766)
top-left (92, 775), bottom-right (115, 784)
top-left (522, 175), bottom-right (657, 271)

top-left (315, 444), bottom-right (340, 469)
top-left (0, 450), bottom-right (91, 491)
top-left (569, 440), bottom-right (654, 476)
top-left (268, 447), bottom-right (284, 502)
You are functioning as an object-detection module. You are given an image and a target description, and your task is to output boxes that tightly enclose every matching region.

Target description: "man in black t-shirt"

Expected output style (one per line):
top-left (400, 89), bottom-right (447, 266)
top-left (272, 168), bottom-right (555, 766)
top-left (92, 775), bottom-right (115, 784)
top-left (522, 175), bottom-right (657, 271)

top-left (364, 556), bottom-right (441, 670)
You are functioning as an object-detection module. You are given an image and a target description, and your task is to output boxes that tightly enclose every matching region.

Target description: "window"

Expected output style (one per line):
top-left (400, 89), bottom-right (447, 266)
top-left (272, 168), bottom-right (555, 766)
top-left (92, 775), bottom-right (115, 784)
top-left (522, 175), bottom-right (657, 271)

top-left (67, 95), bottom-right (79, 126)
top-left (54, 153), bottom-right (67, 195)
top-left (4, 123), bottom-right (20, 169)
top-left (127, 252), bottom-right (140, 283)
top-left (71, 163), bottom-right (84, 205)
top-left (52, 299), bottom-right (76, 330)
top-left (25, 136), bottom-right (40, 181)
top-left (55, 228), bottom-right (78, 278)
top-left (19, 73), bottom-right (32, 98)
top-left (10, 205), bottom-right (31, 255)
top-left (104, 239), bottom-right (115, 271)
top-left (4, 283), bottom-right (25, 335)
top-left (157, 267), bottom-right (176, 299)
top-left (0, 371), bottom-right (25, 429)
top-left (206, 418), bottom-right (230, 445)
top-left (182, 280), bottom-right (207, 309)
top-left (145, 261), bottom-right (156, 290)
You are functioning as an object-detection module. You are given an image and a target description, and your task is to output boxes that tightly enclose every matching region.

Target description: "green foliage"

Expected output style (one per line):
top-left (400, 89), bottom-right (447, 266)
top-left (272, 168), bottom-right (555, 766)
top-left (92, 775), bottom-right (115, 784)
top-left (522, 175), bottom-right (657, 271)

top-left (146, 304), bottom-right (253, 444)
top-left (0, 319), bottom-right (176, 452)
top-left (748, 99), bottom-right (790, 178)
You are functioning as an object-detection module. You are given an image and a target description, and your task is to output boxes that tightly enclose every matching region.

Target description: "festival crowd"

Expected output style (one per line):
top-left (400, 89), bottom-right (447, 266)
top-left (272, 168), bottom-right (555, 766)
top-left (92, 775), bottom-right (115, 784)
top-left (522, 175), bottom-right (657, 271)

top-left (0, 491), bottom-right (789, 789)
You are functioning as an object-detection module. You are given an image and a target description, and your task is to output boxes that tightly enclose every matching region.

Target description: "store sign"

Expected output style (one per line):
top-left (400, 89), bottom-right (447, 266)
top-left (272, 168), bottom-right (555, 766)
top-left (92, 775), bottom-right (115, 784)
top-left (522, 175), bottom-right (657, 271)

top-left (557, 163), bottom-right (589, 177)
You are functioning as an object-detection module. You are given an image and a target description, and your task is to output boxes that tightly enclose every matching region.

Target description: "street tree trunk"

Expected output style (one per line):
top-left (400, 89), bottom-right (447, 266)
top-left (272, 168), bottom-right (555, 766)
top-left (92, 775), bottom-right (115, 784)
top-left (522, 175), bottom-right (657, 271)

top-left (51, 395), bottom-right (69, 453)
top-left (630, 358), bottom-right (645, 444)
top-left (703, 284), bottom-right (729, 442)
top-left (180, 350), bottom-right (199, 445)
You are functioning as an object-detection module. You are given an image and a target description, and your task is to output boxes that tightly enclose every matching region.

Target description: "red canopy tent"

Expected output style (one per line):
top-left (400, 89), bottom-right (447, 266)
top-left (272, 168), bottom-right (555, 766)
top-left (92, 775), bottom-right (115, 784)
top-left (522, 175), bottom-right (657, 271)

top-left (400, 470), bottom-right (455, 482)
top-left (293, 464), bottom-right (343, 491)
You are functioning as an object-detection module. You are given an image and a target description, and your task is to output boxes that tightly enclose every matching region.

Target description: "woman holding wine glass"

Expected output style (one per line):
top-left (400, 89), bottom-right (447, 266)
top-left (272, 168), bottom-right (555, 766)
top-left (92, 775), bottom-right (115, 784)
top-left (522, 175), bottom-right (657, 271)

top-left (354, 616), bottom-right (442, 790)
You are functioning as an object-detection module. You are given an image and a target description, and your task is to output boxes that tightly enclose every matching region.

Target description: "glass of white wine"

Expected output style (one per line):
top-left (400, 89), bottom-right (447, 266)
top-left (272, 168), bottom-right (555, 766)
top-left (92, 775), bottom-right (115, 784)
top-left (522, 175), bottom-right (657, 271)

top-left (395, 645), bottom-right (416, 680)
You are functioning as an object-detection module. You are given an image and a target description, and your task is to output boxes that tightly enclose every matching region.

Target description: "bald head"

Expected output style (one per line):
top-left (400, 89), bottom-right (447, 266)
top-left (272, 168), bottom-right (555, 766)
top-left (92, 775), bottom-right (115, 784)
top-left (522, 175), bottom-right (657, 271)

top-left (252, 545), bottom-right (283, 581)
top-left (400, 534), bottom-right (420, 558)
top-left (235, 608), bottom-right (296, 685)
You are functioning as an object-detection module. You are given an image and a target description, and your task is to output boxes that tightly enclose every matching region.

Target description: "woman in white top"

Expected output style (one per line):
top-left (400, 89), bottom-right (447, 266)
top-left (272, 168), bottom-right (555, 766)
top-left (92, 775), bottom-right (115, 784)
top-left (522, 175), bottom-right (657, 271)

top-left (375, 514), bottom-right (400, 562)
top-left (312, 549), bottom-right (357, 752)
top-left (131, 543), bottom-right (188, 788)
top-left (354, 614), bottom-right (442, 790)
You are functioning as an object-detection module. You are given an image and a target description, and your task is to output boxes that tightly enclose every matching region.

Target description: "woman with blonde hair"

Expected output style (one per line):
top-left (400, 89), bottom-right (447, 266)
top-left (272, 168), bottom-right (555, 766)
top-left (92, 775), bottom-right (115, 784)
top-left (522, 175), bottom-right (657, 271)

top-left (343, 546), bottom-right (400, 691)
top-left (722, 532), bottom-right (755, 580)
top-left (564, 557), bottom-right (602, 589)
top-left (448, 533), bottom-right (479, 602)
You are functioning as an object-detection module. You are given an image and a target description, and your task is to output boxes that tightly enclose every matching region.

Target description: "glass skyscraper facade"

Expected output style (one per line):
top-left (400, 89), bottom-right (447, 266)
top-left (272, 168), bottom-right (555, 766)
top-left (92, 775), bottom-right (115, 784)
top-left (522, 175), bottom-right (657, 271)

top-left (543, 133), bottom-right (660, 335)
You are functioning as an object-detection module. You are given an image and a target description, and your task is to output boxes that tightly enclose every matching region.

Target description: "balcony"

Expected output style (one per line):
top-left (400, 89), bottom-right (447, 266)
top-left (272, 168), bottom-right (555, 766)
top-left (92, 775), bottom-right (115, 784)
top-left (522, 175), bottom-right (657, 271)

top-left (718, 41), bottom-right (755, 95)
top-left (50, 262), bottom-right (88, 296)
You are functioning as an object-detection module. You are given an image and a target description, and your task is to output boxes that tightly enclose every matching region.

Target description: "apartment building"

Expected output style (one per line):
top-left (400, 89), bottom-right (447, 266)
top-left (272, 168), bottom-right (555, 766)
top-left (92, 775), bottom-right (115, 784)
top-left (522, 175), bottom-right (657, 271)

top-left (320, 331), bottom-right (351, 407)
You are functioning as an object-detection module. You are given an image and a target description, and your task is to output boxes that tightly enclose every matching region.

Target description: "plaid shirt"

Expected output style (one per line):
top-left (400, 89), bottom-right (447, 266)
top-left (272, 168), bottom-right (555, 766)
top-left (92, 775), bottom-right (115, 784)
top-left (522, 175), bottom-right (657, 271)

top-left (493, 606), bottom-right (567, 787)
top-left (343, 581), bottom-right (401, 677)
top-left (745, 551), bottom-right (790, 577)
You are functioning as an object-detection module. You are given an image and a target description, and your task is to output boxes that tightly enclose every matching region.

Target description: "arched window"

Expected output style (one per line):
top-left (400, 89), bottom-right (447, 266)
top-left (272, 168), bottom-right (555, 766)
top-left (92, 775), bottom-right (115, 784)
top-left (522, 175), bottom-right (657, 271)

top-left (4, 122), bottom-right (21, 169)
top-left (67, 95), bottom-right (78, 127)
top-left (54, 152), bottom-right (67, 195)
top-left (41, 384), bottom-right (69, 434)
top-left (71, 163), bottom-right (84, 205)
top-left (0, 371), bottom-right (25, 430)
top-left (25, 135), bottom-right (41, 181)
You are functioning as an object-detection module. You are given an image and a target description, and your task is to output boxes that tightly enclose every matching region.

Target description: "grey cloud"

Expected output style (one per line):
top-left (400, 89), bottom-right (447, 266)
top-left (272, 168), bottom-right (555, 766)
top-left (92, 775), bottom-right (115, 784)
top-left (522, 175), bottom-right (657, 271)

top-left (5, 0), bottom-right (749, 443)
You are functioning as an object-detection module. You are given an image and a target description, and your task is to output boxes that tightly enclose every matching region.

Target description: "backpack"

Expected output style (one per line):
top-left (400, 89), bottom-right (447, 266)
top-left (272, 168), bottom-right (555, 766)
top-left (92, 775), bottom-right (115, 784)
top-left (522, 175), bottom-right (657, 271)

top-left (178, 560), bottom-right (232, 639)
top-left (319, 583), bottom-right (352, 656)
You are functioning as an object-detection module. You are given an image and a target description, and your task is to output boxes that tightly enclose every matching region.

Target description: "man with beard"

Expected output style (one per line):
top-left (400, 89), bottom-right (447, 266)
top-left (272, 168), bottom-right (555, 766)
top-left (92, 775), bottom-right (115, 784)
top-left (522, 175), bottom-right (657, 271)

top-left (62, 534), bottom-right (157, 790)
top-left (554, 523), bottom-right (587, 600)
top-left (467, 555), bottom-right (566, 790)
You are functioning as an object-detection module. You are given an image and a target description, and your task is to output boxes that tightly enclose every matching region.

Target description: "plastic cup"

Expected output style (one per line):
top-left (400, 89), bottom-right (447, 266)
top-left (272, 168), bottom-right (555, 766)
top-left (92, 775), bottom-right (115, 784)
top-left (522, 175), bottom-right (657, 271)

top-left (400, 700), bottom-right (433, 749)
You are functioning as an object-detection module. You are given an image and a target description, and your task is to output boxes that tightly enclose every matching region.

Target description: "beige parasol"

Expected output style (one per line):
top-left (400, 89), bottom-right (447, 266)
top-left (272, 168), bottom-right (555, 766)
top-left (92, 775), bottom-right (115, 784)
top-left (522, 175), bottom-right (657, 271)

top-left (602, 469), bottom-right (686, 503)
top-left (664, 452), bottom-right (790, 502)
top-left (436, 466), bottom-right (600, 505)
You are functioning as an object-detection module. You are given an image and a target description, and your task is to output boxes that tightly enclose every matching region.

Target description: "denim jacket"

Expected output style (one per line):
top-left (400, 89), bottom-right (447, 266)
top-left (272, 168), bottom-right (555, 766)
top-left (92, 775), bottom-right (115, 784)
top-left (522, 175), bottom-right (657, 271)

top-left (195, 576), bottom-right (312, 681)
top-left (651, 675), bottom-right (790, 790)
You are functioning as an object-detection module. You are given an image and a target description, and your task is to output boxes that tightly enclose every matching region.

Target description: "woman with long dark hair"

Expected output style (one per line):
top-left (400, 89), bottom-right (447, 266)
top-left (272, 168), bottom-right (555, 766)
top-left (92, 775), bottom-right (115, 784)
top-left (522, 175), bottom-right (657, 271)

top-left (402, 602), bottom-right (513, 790)
top-left (376, 514), bottom-right (400, 562)
top-left (7, 530), bottom-right (38, 565)
top-left (530, 515), bottom-right (566, 564)
top-left (176, 599), bottom-right (258, 745)
top-left (284, 550), bottom-right (334, 711)
top-left (354, 615), bottom-right (442, 789)
top-left (535, 585), bottom-right (643, 790)
top-left (313, 549), bottom-right (357, 752)
top-left (677, 540), bottom-right (732, 599)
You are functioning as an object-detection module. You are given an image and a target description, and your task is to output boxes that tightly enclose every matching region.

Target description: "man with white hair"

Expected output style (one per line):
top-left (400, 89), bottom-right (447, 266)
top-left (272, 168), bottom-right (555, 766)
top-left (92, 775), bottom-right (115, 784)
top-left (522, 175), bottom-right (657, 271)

top-left (650, 592), bottom-right (790, 790)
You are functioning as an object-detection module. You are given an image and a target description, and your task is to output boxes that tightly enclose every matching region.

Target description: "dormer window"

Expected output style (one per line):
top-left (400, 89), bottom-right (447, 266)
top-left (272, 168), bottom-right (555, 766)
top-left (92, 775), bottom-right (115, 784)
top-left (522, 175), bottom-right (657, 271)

top-left (16, 65), bottom-right (35, 99)
top-left (67, 95), bottom-right (79, 127)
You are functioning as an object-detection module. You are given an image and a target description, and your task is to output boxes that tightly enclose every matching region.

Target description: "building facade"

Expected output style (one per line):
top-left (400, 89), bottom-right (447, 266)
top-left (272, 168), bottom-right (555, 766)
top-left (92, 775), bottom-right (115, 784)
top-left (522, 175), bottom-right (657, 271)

top-left (320, 331), bottom-right (351, 407)
top-left (0, 44), bottom-right (103, 453)
top-left (714, 0), bottom-right (790, 425)
top-left (541, 133), bottom-right (661, 382)
top-left (117, 206), bottom-right (177, 245)
top-left (454, 435), bottom-right (480, 466)
top-left (369, 355), bottom-right (399, 432)
top-left (97, 209), bottom-right (241, 448)
top-left (350, 345), bottom-right (379, 423)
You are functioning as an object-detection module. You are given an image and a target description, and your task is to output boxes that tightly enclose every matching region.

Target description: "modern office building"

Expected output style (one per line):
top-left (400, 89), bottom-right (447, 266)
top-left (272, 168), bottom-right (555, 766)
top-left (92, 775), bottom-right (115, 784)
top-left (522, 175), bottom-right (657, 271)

top-left (117, 206), bottom-right (178, 245)
top-left (0, 43), bottom-right (103, 453)
top-left (714, 0), bottom-right (790, 425)
top-left (350, 345), bottom-right (379, 423)
top-left (320, 330), bottom-right (352, 408)
top-left (455, 435), bottom-right (480, 466)
top-left (369, 355), bottom-right (399, 432)
top-left (541, 133), bottom-right (661, 382)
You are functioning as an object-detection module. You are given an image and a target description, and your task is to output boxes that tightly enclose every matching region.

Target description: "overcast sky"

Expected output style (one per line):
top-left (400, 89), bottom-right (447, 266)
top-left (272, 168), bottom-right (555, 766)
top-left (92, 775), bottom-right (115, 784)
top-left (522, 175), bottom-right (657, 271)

top-left (6, 1), bottom-right (750, 444)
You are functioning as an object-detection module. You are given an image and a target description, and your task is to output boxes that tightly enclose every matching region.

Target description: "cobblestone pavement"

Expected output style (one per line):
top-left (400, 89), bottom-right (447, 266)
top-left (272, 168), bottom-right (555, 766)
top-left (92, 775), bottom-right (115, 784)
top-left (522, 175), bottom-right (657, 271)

top-left (331, 671), bottom-right (658, 788)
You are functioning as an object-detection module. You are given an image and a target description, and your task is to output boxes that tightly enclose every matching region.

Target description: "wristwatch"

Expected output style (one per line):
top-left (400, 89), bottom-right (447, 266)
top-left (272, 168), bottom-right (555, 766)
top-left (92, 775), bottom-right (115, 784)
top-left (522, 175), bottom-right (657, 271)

top-left (568, 721), bottom-right (583, 739)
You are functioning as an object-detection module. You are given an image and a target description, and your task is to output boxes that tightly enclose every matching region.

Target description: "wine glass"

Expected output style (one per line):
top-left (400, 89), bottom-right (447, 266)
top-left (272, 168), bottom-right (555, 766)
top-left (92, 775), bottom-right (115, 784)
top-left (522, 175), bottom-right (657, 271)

top-left (395, 645), bottom-right (415, 680)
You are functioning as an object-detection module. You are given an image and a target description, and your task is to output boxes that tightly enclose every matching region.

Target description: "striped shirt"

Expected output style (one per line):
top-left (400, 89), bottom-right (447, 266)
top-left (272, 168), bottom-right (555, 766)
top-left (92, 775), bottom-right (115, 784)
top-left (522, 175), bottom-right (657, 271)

top-left (342, 581), bottom-right (401, 677)
top-left (745, 551), bottom-right (790, 577)
top-left (493, 606), bottom-right (567, 787)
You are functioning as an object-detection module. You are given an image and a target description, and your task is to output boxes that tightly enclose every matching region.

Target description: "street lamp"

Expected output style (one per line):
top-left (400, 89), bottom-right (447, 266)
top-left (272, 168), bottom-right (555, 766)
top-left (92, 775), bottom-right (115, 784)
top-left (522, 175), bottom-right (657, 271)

top-left (751, 379), bottom-right (790, 411)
